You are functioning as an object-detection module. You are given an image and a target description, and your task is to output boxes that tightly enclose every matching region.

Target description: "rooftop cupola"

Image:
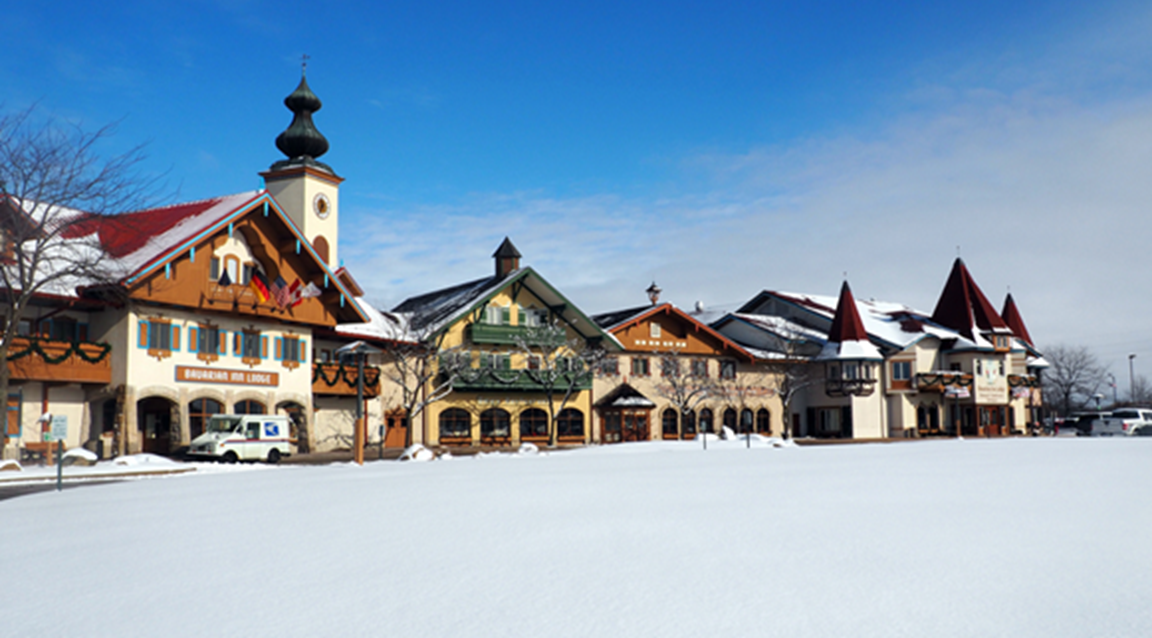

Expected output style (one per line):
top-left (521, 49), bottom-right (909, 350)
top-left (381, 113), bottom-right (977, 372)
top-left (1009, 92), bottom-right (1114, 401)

top-left (818, 280), bottom-right (881, 397)
top-left (494, 237), bottom-right (521, 278)
top-left (646, 282), bottom-right (662, 305)
top-left (271, 71), bottom-right (332, 173)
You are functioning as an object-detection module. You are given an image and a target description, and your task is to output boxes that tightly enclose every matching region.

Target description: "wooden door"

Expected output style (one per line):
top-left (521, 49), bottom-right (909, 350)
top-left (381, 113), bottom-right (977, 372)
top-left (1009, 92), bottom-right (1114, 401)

top-left (384, 412), bottom-right (408, 448)
top-left (622, 411), bottom-right (649, 442)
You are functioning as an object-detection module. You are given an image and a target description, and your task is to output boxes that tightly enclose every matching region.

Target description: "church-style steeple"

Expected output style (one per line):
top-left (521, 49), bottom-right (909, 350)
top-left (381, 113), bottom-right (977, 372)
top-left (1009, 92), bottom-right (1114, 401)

top-left (270, 71), bottom-right (333, 173)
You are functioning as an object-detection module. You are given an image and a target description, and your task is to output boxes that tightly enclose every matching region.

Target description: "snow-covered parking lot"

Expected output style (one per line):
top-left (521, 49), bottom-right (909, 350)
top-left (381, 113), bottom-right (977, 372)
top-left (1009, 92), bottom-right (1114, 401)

top-left (3, 437), bottom-right (1151, 638)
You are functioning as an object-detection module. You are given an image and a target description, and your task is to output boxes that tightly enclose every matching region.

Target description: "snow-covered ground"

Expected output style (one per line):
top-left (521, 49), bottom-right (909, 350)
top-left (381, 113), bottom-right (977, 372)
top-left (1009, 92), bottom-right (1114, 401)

top-left (3, 437), bottom-right (1151, 638)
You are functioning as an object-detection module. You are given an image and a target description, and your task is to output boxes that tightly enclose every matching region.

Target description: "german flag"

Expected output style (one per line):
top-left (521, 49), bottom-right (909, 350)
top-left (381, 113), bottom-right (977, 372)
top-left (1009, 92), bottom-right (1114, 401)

top-left (249, 268), bottom-right (271, 303)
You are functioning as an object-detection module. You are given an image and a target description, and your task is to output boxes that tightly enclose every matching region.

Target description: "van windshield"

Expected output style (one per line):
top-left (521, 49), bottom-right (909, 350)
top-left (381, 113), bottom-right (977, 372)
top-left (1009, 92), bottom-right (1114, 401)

top-left (207, 416), bottom-right (242, 433)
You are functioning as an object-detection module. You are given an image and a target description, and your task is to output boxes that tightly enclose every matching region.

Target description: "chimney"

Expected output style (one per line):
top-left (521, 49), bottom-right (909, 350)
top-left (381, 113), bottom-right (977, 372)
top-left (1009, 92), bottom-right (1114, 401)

top-left (493, 237), bottom-right (521, 278)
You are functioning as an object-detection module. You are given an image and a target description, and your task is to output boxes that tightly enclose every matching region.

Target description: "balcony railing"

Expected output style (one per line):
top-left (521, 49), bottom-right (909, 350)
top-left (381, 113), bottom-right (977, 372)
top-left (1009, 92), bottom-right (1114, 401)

top-left (468, 323), bottom-right (566, 347)
top-left (450, 367), bottom-right (592, 392)
top-left (312, 362), bottom-right (381, 397)
top-left (824, 377), bottom-right (877, 397)
top-left (6, 337), bottom-right (112, 384)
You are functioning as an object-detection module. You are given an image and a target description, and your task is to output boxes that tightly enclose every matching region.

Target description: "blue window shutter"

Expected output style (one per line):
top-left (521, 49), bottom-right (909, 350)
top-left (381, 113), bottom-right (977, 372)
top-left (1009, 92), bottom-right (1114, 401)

top-left (218, 331), bottom-right (227, 355)
top-left (171, 325), bottom-right (180, 352)
top-left (138, 321), bottom-right (148, 349)
top-left (275, 337), bottom-right (282, 361)
top-left (234, 332), bottom-right (241, 357)
top-left (299, 339), bottom-right (307, 363)
top-left (189, 327), bottom-right (199, 353)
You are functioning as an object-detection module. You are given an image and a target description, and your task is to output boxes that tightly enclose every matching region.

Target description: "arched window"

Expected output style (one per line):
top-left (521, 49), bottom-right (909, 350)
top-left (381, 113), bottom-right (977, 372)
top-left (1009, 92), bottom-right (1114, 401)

top-left (234, 400), bottom-right (265, 415)
top-left (520, 408), bottom-right (548, 439)
top-left (683, 410), bottom-right (697, 435)
top-left (313, 235), bottom-right (330, 265)
top-left (189, 398), bottom-right (223, 439)
top-left (723, 408), bottom-right (737, 432)
top-left (439, 408), bottom-right (471, 440)
top-left (699, 408), bottom-right (714, 434)
top-left (480, 408), bottom-right (511, 441)
top-left (756, 409), bottom-right (771, 435)
top-left (557, 408), bottom-right (584, 438)
top-left (662, 408), bottom-right (678, 438)
top-left (740, 409), bottom-right (754, 434)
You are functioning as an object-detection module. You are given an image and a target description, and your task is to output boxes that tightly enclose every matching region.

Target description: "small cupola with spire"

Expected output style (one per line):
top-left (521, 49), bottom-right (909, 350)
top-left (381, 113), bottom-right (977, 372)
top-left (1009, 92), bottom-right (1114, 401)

top-left (260, 64), bottom-right (344, 269)
top-left (646, 282), bottom-right (662, 305)
top-left (494, 237), bottom-right (521, 278)
top-left (817, 280), bottom-right (882, 397)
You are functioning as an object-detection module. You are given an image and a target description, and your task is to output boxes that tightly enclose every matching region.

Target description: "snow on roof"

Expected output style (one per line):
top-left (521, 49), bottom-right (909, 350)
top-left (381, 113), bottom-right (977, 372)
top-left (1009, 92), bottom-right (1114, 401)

top-left (8, 191), bottom-right (262, 296)
top-left (816, 282), bottom-right (883, 362)
top-left (759, 290), bottom-right (983, 352)
top-left (335, 301), bottom-right (416, 343)
top-left (392, 273), bottom-right (512, 334)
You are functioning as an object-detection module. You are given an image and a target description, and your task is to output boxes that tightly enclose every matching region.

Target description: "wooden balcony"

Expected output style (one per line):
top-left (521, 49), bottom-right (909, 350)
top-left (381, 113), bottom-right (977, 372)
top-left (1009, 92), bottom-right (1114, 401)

top-left (6, 337), bottom-right (112, 385)
top-left (312, 362), bottom-right (381, 397)
top-left (915, 372), bottom-right (974, 393)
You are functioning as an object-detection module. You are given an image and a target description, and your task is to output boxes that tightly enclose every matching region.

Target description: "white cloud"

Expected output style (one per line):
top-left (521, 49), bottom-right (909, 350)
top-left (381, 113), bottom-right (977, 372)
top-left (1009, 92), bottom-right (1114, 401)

top-left (340, 4), bottom-right (1152, 372)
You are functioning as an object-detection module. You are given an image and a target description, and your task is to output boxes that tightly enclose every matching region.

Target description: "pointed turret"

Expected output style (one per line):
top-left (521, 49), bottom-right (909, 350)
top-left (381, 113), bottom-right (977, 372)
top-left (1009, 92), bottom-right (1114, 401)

top-left (930, 258), bottom-right (1009, 342)
top-left (493, 237), bottom-right (521, 278)
top-left (817, 281), bottom-right (882, 361)
top-left (1001, 293), bottom-right (1034, 347)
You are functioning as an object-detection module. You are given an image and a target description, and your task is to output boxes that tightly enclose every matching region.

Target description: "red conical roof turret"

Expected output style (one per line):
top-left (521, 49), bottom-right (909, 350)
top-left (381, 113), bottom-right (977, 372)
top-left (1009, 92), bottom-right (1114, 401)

top-left (930, 258), bottom-right (1008, 341)
top-left (818, 281), bottom-right (881, 361)
top-left (1001, 293), bottom-right (1034, 347)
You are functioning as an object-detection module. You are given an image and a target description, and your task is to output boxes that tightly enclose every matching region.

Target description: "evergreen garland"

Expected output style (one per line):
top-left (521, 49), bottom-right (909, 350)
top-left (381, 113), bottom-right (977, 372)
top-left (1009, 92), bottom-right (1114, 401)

top-left (311, 362), bottom-right (381, 390)
top-left (6, 338), bottom-right (112, 365)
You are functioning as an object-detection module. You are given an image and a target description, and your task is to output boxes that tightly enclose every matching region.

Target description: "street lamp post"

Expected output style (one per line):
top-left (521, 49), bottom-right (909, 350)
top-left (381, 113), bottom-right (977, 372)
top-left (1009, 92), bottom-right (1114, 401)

top-left (1129, 354), bottom-right (1137, 402)
top-left (336, 341), bottom-right (382, 466)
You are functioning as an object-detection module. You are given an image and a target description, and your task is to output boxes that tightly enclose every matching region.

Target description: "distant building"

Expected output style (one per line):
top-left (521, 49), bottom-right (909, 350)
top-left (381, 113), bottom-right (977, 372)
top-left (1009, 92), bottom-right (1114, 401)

top-left (710, 259), bottom-right (1046, 439)
top-left (591, 286), bottom-right (778, 442)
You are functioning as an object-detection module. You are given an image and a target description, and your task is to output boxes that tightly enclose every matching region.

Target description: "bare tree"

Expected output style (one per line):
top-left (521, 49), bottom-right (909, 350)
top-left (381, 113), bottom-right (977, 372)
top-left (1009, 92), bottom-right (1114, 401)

top-left (512, 321), bottom-right (605, 447)
top-left (1041, 344), bottom-right (1107, 417)
top-left (1, 106), bottom-right (161, 451)
top-left (378, 325), bottom-right (468, 448)
top-left (714, 361), bottom-right (775, 446)
top-left (759, 325), bottom-right (821, 439)
top-left (1130, 375), bottom-right (1152, 406)
top-left (651, 350), bottom-right (717, 444)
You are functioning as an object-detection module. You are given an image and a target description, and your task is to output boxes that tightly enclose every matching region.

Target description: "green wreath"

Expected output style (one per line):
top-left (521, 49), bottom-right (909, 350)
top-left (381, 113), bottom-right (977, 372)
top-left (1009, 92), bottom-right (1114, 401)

top-left (6, 338), bottom-right (112, 365)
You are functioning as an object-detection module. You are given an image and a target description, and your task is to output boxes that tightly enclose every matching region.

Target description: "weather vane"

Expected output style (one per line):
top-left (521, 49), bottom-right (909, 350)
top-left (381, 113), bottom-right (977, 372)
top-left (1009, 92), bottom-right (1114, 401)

top-left (301, 53), bottom-right (310, 75)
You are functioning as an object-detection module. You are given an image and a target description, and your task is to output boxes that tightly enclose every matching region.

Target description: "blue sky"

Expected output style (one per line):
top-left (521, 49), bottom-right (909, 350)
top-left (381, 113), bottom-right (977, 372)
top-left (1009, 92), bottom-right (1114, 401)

top-left (6, 1), bottom-right (1152, 381)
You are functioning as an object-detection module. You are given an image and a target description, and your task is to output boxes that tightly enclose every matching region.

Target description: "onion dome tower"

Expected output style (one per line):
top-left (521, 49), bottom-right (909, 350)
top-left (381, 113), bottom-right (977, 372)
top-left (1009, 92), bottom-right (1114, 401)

top-left (261, 68), bottom-right (344, 269)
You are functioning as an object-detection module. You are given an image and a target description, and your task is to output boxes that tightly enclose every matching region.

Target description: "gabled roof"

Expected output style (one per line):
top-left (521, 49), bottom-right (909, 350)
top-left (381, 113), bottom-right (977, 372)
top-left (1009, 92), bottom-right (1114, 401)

top-left (1001, 293), bottom-right (1034, 347)
top-left (15, 190), bottom-right (368, 322)
top-left (595, 383), bottom-right (656, 408)
top-left (817, 281), bottom-right (882, 361)
top-left (930, 258), bottom-right (1010, 341)
top-left (392, 266), bottom-right (621, 348)
top-left (592, 302), bottom-right (755, 362)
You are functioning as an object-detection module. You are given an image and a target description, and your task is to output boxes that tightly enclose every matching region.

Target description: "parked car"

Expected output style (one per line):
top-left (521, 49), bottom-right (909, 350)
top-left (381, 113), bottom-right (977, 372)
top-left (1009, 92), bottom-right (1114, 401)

top-left (1055, 412), bottom-right (1108, 436)
top-left (1092, 408), bottom-right (1152, 436)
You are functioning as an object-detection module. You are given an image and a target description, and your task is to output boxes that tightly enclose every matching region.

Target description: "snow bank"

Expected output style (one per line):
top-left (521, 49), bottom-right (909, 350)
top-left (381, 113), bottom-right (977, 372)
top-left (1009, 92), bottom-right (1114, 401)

top-left (4, 438), bottom-right (1152, 638)
top-left (112, 453), bottom-right (180, 466)
top-left (399, 444), bottom-right (435, 462)
top-left (0, 459), bottom-right (20, 472)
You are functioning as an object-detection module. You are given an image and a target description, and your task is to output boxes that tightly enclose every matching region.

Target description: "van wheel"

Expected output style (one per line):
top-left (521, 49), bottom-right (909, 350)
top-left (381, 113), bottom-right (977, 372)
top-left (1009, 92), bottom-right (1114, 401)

top-left (267, 449), bottom-right (281, 465)
top-left (221, 451), bottom-right (238, 464)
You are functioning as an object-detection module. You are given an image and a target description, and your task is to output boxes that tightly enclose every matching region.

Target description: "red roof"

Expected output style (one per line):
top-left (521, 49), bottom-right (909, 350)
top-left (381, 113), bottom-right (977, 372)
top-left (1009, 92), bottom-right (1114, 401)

top-left (930, 258), bottom-right (1008, 340)
top-left (61, 196), bottom-right (235, 258)
top-left (1001, 293), bottom-right (1034, 346)
top-left (827, 281), bottom-right (870, 344)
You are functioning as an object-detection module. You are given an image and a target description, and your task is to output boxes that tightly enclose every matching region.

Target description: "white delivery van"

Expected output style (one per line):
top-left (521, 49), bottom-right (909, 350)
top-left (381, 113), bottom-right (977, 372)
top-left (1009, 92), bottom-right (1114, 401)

top-left (188, 414), bottom-right (293, 463)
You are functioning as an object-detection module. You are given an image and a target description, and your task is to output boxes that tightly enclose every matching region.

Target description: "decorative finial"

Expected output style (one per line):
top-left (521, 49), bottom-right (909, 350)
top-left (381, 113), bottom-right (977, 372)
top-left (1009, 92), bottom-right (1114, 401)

top-left (301, 53), bottom-right (310, 76)
top-left (646, 281), bottom-right (662, 305)
top-left (270, 70), bottom-right (333, 172)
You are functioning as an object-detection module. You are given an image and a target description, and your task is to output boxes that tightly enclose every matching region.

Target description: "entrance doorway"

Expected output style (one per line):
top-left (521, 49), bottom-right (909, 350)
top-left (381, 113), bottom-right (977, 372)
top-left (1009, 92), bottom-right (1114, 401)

top-left (137, 397), bottom-right (176, 455)
top-left (384, 409), bottom-right (408, 448)
top-left (979, 406), bottom-right (1005, 437)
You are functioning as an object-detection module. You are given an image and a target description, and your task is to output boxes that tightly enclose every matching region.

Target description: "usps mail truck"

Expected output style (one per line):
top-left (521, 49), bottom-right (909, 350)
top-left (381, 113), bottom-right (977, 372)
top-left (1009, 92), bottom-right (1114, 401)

top-left (188, 414), bottom-right (293, 463)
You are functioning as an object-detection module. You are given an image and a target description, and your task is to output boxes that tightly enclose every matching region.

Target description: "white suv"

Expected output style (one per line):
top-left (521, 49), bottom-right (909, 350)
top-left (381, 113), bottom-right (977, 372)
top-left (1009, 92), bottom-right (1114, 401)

top-left (1092, 408), bottom-right (1152, 436)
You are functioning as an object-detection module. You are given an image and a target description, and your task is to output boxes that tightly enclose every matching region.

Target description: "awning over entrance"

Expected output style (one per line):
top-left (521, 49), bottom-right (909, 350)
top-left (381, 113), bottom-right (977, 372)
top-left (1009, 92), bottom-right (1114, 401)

top-left (595, 383), bottom-right (656, 409)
